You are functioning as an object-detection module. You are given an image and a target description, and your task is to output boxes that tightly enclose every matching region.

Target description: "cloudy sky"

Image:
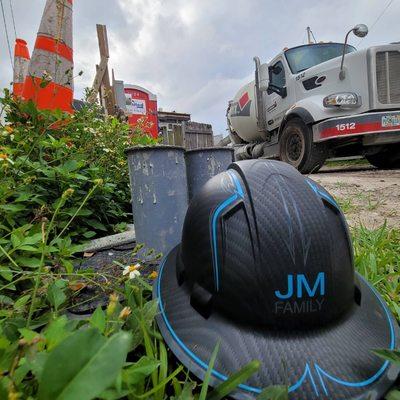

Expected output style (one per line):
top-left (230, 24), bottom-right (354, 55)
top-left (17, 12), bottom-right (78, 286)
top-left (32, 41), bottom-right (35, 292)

top-left (1, 0), bottom-right (399, 135)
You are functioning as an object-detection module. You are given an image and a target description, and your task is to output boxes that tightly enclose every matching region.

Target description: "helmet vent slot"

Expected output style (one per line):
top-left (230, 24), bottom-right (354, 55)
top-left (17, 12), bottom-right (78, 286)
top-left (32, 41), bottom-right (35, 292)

top-left (176, 250), bottom-right (186, 286)
top-left (354, 285), bottom-right (362, 306)
top-left (190, 282), bottom-right (213, 319)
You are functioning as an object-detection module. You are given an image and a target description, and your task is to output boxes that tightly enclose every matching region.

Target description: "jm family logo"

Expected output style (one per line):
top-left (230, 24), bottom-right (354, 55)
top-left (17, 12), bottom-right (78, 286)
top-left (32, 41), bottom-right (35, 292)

top-left (274, 272), bottom-right (325, 314)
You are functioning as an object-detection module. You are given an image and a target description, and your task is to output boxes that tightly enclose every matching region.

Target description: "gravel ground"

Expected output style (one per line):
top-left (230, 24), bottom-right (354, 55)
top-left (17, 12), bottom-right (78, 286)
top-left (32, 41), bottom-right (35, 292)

top-left (309, 165), bottom-right (400, 229)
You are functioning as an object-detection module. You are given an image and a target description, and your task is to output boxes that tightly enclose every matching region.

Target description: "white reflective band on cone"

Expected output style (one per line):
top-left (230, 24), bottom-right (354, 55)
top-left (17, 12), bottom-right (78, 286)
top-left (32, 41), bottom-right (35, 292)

top-left (14, 57), bottom-right (30, 84)
top-left (38, 0), bottom-right (73, 48)
top-left (27, 49), bottom-right (73, 90)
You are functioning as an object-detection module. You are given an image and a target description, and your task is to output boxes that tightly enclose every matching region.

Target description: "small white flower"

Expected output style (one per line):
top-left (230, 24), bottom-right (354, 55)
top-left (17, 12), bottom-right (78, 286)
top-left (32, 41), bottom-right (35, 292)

top-left (123, 263), bottom-right (141, 280)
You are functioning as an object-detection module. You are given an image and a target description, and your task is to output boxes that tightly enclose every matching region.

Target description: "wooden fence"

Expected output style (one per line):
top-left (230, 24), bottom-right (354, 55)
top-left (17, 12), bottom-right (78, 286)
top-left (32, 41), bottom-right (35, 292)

top-left (159, 121), bottom-right (214, 149)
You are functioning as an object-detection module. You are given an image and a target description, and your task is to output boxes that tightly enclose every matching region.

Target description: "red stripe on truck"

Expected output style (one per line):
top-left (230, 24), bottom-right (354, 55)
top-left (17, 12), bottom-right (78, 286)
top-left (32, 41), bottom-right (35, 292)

top-left (320, 121), bottom-right (400, 139)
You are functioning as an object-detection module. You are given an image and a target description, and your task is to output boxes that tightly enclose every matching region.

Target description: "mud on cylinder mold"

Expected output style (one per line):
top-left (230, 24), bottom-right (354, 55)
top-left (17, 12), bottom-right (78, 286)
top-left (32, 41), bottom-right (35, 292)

top-left (185, 147), bottom-right (234, 200)
top-left (125, 146), bottom-right (188, 256)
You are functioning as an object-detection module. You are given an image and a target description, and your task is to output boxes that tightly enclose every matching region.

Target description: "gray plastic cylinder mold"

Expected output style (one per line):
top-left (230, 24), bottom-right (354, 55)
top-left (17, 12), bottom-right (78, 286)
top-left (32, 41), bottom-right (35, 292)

top-left (126, 145), bottom-right (188, 255)
top-left (185, 147), bottom-right (234, 200)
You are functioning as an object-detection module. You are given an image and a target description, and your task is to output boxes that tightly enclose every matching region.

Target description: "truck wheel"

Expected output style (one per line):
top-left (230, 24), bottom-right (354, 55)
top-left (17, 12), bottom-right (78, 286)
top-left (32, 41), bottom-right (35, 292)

top-left (365, 144), bottom-right (400, 169)
top-left (279, 118), bottom-right (327, 174)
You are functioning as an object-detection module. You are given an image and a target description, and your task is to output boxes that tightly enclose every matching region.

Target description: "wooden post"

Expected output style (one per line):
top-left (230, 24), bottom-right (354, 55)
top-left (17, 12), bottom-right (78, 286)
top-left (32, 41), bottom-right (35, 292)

top-left (172, 125), bottom-right (184, 146)
top-left (88, 58), bottom-right (108, 103)
top-left (97, 25), bottom-right (115, 115)
top-left (88, 24), bottom-right (116, 116)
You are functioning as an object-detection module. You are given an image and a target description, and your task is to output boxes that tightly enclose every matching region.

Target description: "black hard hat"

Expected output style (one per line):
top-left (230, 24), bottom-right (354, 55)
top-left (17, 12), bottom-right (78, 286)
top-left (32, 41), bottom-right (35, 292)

top-left (154, 160), bottom-right (399, 399)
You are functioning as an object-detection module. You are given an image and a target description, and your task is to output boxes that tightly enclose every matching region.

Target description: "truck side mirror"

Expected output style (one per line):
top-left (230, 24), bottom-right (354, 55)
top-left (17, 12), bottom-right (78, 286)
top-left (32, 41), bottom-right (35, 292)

top-left (339, 23), bottom-right (368, 80)
top-left (353, 24), bottom-right (368, 38)
top-left (259, 64), bottom-right (269, 91)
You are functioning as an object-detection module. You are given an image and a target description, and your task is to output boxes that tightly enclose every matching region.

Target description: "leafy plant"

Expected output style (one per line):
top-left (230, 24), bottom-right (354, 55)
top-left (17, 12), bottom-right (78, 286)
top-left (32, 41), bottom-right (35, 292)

top-left (374, 349), bottom-right (400, 365)
top-left (0, 89), bottom-right (158, 242)
top-left (207, 360), bottom-right (261, 400)
top-left (373, 350), bottom-right (400, 400)
top-left (352, 224), bottom-right (400, 320)
top-left (386, 390), bottom-right (400, 400)
top-left (257, 386), bottom-right (288, 400)
top-left (38, 329), bottom-right (132, 400)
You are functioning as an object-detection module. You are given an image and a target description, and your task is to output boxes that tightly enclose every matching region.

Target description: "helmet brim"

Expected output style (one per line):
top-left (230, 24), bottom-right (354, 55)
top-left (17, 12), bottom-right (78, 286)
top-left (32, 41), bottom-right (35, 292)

top-left (154, 245), bottom-right (399, 400)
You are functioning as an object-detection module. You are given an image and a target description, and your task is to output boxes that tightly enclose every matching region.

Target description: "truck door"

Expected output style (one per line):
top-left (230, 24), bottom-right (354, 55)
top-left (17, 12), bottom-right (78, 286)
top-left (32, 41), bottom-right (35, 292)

top-left (264, 59), bottom-right (292, 131)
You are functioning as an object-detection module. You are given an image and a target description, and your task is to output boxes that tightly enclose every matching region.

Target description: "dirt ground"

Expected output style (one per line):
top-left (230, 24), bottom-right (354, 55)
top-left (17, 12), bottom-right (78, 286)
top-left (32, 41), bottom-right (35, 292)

top-left (309, 165), bottom-right (400, 229)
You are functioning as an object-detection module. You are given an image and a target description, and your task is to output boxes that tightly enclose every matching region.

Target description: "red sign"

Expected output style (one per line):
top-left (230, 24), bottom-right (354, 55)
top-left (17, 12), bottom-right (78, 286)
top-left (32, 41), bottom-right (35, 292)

top-left (124, 84), bottom-right (158, 138)
top-left (239, 92), bottom-right (250, 110)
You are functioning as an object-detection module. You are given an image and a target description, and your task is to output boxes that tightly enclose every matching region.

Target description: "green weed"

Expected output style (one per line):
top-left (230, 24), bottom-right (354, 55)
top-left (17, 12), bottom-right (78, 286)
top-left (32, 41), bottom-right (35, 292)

top-left (352, 224), bottom-right (400, 320)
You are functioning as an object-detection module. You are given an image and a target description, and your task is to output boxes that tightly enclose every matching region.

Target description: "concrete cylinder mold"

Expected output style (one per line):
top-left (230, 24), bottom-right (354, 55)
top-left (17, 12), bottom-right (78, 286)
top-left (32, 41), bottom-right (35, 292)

top-left (185, 147), bottom-right (234, 200)
top-left (126, 145), bottom-right (188, 255)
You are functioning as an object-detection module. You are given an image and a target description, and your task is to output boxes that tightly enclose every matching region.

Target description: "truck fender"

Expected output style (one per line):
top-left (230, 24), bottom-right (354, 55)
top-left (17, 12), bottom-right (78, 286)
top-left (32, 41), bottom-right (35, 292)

top-left (278, 107), bottom-right (315, 136)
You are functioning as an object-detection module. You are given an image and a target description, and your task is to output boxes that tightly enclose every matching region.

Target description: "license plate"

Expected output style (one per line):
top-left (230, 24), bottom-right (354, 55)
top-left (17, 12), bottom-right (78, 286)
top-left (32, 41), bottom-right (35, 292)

top-left (382, 114), bottom-right (400, 127)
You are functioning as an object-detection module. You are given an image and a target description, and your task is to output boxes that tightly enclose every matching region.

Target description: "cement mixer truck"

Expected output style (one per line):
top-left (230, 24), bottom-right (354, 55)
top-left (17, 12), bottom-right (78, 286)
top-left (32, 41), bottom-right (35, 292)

top-left (227, 24), bottom-right (400, 173)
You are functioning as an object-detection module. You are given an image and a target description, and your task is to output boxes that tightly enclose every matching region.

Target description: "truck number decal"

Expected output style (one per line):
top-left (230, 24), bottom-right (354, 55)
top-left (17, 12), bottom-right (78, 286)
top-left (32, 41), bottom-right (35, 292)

top-left (335, 122), bottom-right (356, 131)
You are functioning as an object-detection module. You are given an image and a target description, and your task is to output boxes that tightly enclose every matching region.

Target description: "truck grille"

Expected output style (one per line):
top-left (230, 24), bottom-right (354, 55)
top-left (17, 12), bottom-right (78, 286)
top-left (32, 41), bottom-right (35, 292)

top-left (376, 51), bottom-right (400, 104)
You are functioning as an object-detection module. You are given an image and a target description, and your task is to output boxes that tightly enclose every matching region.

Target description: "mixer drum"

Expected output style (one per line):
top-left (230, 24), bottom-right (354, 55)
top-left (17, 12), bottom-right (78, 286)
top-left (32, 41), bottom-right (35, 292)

top-left (227, 80), bottom-right (264, 143)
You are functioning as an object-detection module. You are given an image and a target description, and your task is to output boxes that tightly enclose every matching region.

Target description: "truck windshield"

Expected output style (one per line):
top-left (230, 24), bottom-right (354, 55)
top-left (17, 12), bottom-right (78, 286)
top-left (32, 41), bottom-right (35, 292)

top-left (285, 43), bottom-right (356, 74)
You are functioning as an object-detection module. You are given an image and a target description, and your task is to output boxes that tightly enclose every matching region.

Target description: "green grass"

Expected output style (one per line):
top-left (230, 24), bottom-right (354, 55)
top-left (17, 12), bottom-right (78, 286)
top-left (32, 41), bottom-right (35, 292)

top-left (337, 197), bottom-right (358, 214)
top-left (352, 224), bottom-right (400, 320)
top-left (334, 190), bottom-right (383, 215)
top-left (325, 158), bottom-right (370, 168)
top-left (352, 224), bottom-right (400, 399)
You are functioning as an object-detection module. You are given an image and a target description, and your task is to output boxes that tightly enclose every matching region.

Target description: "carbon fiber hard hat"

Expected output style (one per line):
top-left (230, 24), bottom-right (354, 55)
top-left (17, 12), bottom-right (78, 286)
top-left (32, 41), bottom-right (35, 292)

top-left (154, 160), bottom-right (399, 400)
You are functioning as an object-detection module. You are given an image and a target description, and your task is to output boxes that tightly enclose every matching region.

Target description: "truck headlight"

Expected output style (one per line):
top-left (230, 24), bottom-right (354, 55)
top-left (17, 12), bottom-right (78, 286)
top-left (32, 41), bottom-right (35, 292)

top-left (323, 93), bottom-right (361, 108)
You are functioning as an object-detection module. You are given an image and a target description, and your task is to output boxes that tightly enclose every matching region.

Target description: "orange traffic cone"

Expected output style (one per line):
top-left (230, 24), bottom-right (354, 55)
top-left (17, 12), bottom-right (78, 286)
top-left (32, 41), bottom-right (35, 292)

top-left (13, 39), bottom-right (30, 98)
top-left (22, 0), bottom-right (74, 113)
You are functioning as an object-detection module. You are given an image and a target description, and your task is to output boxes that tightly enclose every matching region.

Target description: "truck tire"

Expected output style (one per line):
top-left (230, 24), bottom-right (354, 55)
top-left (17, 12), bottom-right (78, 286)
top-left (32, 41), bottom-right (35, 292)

top-left (279, 118), bottom-right (327, 174)
top-left (365, 144), bottom-right (400, 169)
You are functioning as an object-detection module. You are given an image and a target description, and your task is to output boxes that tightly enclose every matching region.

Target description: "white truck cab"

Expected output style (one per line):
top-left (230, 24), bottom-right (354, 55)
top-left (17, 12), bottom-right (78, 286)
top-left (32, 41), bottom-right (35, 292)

top-left (227, 24), bottom-right (400, 172)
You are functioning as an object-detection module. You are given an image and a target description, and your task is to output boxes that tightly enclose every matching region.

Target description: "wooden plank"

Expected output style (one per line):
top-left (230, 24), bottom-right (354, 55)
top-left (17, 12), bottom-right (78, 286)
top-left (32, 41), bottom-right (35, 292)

top-left (101, 66), bottom-right (115, 116)
top-left (97, 26), bottom-right (114, 116)
top-left (173, 125), bottom-right (183, 147)
top-left (88, 24), bottom-right (115, 115)
top-left (182, 122), bottom-right (186, 148)
top-left (95, 64), bottom-right (106, 110)
top-left (159, 127), bottom-right (167, 145)
top-left (203, 134), bottom-right (208, 147)
top-left (208, 134), bottom-right (214, 147)
top-left (196, 133), bottom-right (200, 149)
top-left (96, 24), bottom-right (109, 58)
top-left (87, 56), bottom-right (108, 103)
top-left (186, 133), bottom-right (195, 150)
top-left (168, 129), bottom-right (174, 145)
top-left (177, 126), bottom-right (184, 147)
top-left (181, 121), bottom-right (214, 149)
top-left (184, 121), bottom-right (213, 134)
top-left (184, 132), bottom-right (190, 149)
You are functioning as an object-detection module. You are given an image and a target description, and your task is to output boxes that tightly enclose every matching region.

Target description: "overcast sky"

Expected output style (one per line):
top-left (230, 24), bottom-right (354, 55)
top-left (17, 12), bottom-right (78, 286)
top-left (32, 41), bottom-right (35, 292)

top-left (1, 0), bottom-right (399, 135)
